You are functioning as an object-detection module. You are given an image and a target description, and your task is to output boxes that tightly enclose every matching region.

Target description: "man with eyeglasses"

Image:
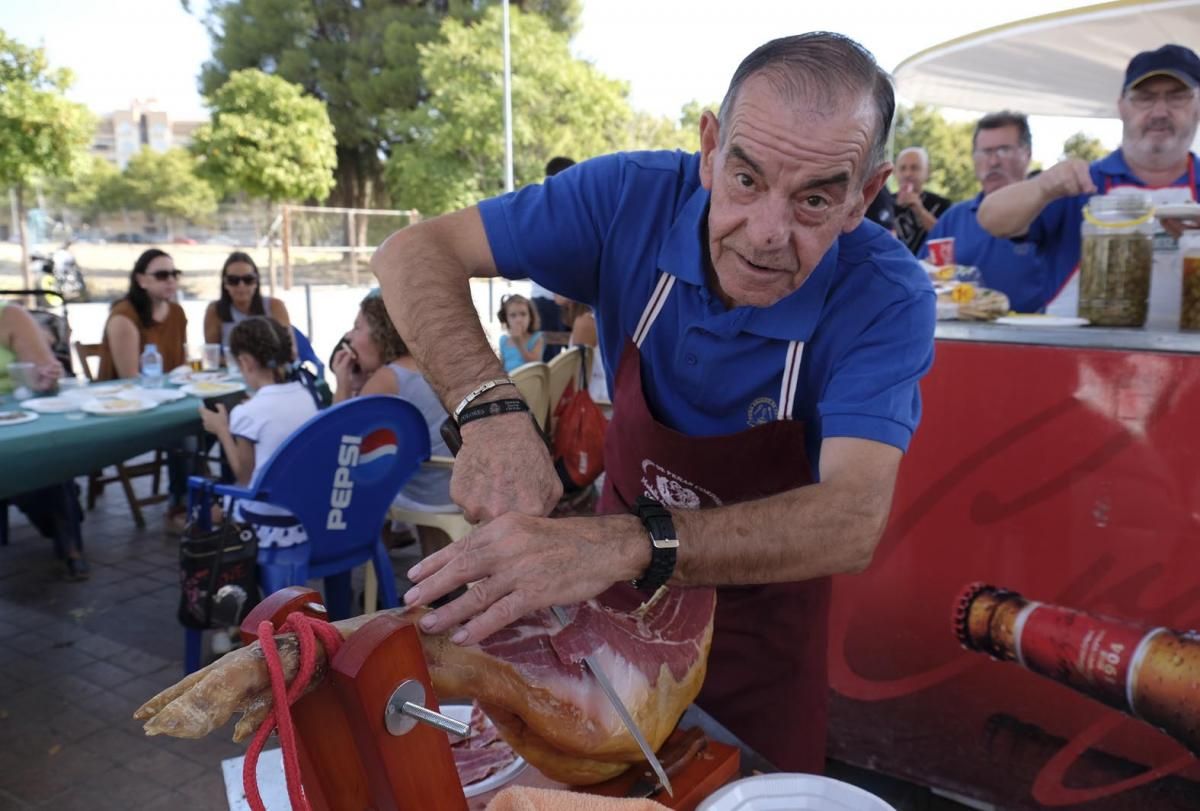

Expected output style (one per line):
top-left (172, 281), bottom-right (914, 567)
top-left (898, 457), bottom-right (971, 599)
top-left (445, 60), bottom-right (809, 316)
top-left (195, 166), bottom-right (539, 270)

top-left (919, 111), bottom-right (1049, 312)
top-left (979, 44), bottom-right (1200, 326)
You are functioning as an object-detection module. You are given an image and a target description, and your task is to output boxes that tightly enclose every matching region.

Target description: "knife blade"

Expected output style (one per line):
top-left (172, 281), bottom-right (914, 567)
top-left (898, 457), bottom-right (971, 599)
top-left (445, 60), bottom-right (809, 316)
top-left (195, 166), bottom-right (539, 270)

top-left (550, 604), bottom-right (674, 797)
top-left (625, 726), bottom-right (707, 798)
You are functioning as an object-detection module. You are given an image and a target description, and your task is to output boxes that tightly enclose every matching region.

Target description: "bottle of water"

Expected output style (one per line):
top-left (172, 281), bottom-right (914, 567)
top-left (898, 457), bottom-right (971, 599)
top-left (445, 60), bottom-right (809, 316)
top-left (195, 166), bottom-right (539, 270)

top-left (140, 343), bottom-right (163, 388)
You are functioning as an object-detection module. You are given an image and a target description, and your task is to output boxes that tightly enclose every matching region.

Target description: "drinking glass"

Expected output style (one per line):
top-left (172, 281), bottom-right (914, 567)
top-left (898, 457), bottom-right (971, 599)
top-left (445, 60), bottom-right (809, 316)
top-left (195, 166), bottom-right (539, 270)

top-left (202, 343), bottom-right (223, 371)
top-left (8, 362), bottom-right (36, 401)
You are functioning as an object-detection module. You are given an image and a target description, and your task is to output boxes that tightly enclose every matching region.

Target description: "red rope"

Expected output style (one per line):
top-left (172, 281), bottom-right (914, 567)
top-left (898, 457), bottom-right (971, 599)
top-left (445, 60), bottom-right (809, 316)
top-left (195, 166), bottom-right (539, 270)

top-left (242, 612), bottom-right (344, 811)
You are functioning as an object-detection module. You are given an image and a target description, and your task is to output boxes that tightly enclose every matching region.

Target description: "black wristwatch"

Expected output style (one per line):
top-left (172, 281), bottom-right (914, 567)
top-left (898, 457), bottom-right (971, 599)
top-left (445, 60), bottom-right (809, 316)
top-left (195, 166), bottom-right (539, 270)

top-left (631, 496), bottom-right (679, 592)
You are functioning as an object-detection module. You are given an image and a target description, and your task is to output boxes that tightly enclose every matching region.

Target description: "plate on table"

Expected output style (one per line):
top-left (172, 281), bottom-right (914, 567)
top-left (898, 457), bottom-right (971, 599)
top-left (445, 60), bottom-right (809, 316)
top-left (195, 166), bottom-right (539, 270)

top-left (181, 380), bottom-right (245, 398)
top-left (169, 369), bottom-right (229, 385)
top-left (995, 314), bottom-right (1089, 328)
top-left (442, 702), bottom-right (527, 798)
top-left (62, 382), bottom-right (133, 400)
top-left (23, 396), bottom-right (80, 414)
top-left (133, 387), bottom-right (188, 403)
top-left (80, 397), bottom-right (158, 416)
top-left (0, 410), bottom-right (38, 426)
top-left (1155, 203), bottom-right (1200, 220)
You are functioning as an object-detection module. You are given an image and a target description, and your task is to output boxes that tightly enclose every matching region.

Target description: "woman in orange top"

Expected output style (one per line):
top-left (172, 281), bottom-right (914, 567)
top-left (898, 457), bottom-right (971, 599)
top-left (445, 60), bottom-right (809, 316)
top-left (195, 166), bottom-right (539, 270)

top-left (99, 248), bottom-right (187, 380)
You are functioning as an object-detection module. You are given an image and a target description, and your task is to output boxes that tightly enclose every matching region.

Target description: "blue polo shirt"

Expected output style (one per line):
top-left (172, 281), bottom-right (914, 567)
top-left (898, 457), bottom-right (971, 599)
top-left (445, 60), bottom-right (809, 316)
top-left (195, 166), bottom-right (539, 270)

top-left (920, 193), bottom-right (1049, 313)
top-left (1025, 149), bottom-right (1200, 294)
top-left (478, 151), bottom-right (935, 468)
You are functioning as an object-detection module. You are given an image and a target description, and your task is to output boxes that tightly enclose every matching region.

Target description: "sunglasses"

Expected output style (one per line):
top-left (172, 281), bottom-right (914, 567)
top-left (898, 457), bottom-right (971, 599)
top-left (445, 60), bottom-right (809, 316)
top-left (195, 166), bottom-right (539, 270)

top-left (144, 269), bottom-right (182, 281)
top-left (224, 274), bottom-right (258, 286)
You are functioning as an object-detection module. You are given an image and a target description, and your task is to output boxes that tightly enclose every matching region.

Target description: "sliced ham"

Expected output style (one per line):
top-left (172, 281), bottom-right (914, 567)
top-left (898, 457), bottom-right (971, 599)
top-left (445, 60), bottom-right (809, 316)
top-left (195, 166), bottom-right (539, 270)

top-left (136, 585), bottom-right (716, 785)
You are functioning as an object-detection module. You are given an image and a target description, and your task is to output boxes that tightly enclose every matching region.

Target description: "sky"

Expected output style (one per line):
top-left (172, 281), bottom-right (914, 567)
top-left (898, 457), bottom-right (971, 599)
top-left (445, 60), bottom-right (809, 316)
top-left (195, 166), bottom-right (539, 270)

top-left (0, 0), bottom-right (1128, 170)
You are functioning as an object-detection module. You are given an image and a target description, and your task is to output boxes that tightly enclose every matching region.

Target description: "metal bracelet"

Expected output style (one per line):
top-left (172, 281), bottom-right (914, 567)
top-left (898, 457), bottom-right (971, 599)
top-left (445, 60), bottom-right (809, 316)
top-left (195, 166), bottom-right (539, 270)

top-left (452, 377), bottom-right (516, 419)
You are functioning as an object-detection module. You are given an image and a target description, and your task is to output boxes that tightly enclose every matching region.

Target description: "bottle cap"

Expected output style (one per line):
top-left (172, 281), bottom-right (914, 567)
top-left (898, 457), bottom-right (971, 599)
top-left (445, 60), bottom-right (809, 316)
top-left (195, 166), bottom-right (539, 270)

top-left (952, 581), bottom-right (994, 650)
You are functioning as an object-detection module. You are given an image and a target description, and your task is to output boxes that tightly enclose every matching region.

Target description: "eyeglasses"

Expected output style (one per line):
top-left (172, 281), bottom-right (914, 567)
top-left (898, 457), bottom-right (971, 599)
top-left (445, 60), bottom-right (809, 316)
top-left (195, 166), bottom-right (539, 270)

top-left (143, 269), bottom-right (182, 281)
top-left (973, 145), bottom-right (1022, 160)
top-left (224, 274), bottom-right (258, 286)
top-left (1126, 89), bottom-right (1198, 110)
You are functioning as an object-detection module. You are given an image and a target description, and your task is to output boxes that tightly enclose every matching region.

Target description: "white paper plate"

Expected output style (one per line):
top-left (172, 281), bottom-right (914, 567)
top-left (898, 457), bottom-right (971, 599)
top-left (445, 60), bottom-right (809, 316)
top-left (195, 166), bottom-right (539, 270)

top-left (133, 387), bottom-right (188, 403)
top-left (181, 380), bottom-right (245, 398)
top-left (1155, 203), bottom-right (1200, 220)
top-left (995, 315), bottom-right (1089, 328)
top-left (23, 396), bottom-right (80, 414)
top-left (169, 369), bottom-right (229, 384)
top-left (698, 774), bottom-right (896, 811)
top-left (61, 382), bottom-right (134, 400)
top-left (0, 410), bottom-right (38, 426)
top-left (442, 703), bottom-right (527, 798)
top-left (80, 397), bottom-right (158, 416)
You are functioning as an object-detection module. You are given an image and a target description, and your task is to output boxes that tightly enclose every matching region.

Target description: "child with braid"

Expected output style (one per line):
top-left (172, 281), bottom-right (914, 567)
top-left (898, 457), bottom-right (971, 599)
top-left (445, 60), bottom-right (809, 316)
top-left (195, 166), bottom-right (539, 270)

top-left (199, 316), bottom-right (319, 548)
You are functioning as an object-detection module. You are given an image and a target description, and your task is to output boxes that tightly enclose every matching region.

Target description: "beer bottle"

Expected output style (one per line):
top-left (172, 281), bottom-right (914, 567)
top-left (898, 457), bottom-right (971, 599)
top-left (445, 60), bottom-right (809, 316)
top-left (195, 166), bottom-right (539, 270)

top-left (953, 582), bottom-right (1200, 754)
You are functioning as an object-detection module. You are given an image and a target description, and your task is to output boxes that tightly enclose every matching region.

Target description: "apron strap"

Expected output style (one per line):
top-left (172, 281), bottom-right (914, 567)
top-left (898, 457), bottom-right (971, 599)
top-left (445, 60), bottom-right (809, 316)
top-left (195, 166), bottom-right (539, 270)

top-left (634, 272), bottom-right (676, 348)
top-left (777, 340), bottom-right (804, 421)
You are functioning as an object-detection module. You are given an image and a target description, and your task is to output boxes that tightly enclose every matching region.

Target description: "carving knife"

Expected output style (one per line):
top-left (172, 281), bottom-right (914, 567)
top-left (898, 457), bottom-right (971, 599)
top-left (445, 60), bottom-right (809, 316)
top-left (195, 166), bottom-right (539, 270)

top-left (625, 726), bottom-right (707, 798)
top-left (550, 604), bottom-right (673, 797)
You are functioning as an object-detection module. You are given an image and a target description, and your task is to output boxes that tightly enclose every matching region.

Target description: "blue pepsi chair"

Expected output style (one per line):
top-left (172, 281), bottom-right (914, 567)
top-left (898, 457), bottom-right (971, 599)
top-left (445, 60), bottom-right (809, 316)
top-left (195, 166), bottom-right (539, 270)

top-left (183, 396), bottom-right (431, 673)
top-left (291, 325), bottom-right (325, 381)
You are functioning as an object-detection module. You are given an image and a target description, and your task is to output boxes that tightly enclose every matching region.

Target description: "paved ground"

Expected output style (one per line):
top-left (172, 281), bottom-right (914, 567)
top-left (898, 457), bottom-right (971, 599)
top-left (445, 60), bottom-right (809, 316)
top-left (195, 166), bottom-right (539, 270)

top-left (0, 473), bottom-right (973, 811)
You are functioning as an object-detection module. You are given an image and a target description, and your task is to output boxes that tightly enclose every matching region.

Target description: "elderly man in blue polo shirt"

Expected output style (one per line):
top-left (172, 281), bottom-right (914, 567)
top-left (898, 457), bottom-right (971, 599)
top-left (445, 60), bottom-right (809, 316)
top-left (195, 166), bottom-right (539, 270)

top-left (979, 44), bottom-right (1200, 326)
top-left (373, 33), bottom-right (935, 771)
top-left (921, 111), bottom-right (1049, 312)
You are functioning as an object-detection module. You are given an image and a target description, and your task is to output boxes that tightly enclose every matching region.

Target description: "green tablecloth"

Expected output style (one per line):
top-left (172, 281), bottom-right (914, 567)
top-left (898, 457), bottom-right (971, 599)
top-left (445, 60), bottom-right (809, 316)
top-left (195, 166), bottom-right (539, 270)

top-left (0, 383), bottom-right (212, 500)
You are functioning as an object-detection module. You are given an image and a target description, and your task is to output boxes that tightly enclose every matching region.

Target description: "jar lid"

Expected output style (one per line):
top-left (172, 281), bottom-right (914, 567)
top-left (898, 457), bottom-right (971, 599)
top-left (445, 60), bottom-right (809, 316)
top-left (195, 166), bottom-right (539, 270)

top-left (1088, 191), bottom-right (1153, 215)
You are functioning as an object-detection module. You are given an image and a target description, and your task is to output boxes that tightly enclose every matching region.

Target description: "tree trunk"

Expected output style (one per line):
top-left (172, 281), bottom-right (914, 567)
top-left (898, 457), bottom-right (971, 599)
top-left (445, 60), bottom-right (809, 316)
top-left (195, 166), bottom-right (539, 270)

top-left (15, 184), bottom-right (32, 293)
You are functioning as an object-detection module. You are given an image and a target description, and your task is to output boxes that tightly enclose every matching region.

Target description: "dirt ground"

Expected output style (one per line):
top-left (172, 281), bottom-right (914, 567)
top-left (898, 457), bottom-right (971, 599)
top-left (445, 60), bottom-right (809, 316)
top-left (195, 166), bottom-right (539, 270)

top-left (0, 243), bottom-right (373, 302)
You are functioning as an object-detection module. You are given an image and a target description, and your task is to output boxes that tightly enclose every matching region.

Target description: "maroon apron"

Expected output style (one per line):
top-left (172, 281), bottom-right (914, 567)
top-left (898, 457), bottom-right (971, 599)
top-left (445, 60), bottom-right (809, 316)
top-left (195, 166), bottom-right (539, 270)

top-left (596, 273), bottom-right (831, 772)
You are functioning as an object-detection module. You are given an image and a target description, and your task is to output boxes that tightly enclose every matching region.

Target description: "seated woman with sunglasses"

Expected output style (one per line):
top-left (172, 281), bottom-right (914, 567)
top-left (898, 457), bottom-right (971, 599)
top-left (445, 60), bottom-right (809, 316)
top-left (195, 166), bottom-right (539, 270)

top-left (98, 248), bottom-right (187, 380)
top-left (203, 252), bottom-right (293, 353)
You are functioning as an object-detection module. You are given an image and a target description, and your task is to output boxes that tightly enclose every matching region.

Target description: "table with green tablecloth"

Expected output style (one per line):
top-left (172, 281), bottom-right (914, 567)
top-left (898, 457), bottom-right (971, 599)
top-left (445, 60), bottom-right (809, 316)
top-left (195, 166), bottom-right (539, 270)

top-left (0, 385), bottom-right (216, 501)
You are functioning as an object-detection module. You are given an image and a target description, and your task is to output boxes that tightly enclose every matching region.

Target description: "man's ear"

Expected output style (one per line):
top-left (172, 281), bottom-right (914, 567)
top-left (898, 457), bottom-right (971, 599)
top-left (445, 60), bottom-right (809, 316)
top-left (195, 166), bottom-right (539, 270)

top-left (699, 110), bottom-right (721, 191)
top-left (845, 162), bottom-right (893, 234)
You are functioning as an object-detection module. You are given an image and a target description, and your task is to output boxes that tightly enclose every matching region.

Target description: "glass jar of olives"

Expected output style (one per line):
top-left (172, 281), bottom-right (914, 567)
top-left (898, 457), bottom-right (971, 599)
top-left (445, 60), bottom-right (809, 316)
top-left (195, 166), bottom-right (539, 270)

top-left (1079, 193), bottom-right (1154, 327)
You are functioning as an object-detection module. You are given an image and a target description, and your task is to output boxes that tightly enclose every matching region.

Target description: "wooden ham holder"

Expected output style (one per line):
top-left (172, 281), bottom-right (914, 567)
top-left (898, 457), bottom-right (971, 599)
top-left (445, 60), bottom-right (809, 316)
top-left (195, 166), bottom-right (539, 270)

top-left (240, 587), bottom-right (741, 811)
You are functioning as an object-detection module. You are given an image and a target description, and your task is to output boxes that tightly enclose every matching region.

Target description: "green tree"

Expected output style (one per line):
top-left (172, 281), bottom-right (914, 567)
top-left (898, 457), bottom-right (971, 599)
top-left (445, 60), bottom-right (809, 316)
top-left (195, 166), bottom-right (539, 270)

top-left (119, 148), bottom-right (218, 238)
top-left (892, 105), bottom-right (977, 202)
top-left (41, 154), bottom-right (119, 224)
top-left (0, 29), bottom-right (94, 287)
top-left (195, 0), bottom-right (580, 211)
top-left (385, 6), bottom-right (696, 214)
top-left (191, 69), bottom-right (337, 204)
top-left (1062, 131), bottom-right (1107, 163)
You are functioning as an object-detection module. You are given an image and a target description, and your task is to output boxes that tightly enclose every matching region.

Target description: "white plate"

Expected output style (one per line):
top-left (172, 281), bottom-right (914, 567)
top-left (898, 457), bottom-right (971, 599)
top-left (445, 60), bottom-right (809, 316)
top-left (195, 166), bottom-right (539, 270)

top-left (0, 410), bottom-right (38, 426)
top-left (133, 387), bottom-right (188, 403)
top-left (698, 774), bottom-right (896, 811)
top-left (442, 703), bottom-right (527, 798)
top-left (80, 397), bottom-right (159, 416)
top-left (995, 315), bottom-right (1089, 328)
top-left (23, 396), bottom-right (80, 414)
top-left (180, 380), bottom-right (245, 398)
top-left (169, 369), bottom-right (229, 384)
top-left (1155, 203), bottom-right (1200, 220)
top-left (61, 382), bottom-right (134, 401)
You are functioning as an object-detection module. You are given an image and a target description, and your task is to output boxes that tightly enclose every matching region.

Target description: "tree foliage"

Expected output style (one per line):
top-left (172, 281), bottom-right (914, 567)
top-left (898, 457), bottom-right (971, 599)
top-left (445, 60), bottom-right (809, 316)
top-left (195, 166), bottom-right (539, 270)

top-left (1062, 131), bottom-right (1107, 163)
top-left (41, 154), bottom-right (120, 223)
top-left (118, 148), bottom-right (218, 232)
top-left (892, 105), bottom-right (977, 202)
top-left (195, 0), bottom-right (580, 209)
top-left (385, 6), bottom-right (700, 215)
top-left (191, 69), bottom-right (337, 203)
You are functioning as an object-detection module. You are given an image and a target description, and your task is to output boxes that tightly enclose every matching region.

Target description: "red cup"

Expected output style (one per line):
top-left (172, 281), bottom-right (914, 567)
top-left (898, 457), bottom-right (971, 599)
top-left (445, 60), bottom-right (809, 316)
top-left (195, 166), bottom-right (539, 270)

top-left (927, 237), bottom-right (955, 267)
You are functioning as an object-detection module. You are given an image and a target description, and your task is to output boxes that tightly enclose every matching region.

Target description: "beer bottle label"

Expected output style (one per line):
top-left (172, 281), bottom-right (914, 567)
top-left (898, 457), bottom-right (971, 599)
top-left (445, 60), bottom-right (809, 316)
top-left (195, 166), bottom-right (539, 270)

top-left (1015, 602), bottom-right (1159, 713)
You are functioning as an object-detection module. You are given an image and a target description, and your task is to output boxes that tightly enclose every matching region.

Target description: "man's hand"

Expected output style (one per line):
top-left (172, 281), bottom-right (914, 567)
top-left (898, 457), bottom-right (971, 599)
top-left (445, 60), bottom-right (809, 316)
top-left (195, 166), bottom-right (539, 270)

top-left (1161, 216), bottom-right (1200, 240)
top-left (34, 360), bottom-right (63, 392)
top-left (1036, 158), bottom-right (1097, 201)
top-left (452, 410), bottom-right (562, 523)
top-left (896, 184), bottom-right (921, 210)
top-left (403, 511), bottom-right (645, 645)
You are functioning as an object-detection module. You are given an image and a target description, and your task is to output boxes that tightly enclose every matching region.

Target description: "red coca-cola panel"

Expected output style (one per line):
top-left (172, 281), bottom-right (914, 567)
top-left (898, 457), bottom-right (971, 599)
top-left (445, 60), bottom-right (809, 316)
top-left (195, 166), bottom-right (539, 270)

top-left (828, 338), bottom-right (1200, 810)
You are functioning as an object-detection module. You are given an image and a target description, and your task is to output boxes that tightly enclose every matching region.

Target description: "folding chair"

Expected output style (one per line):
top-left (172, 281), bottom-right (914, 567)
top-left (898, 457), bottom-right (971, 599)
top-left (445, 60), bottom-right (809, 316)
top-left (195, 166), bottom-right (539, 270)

top-left (511, 360), bottom-right (551, 431)
top-left (74, 341), bottom-right (170, 528)
top-left (183, 395), bottom-right (431, 673)
top-left (291, 324), bottom-right (326, 382)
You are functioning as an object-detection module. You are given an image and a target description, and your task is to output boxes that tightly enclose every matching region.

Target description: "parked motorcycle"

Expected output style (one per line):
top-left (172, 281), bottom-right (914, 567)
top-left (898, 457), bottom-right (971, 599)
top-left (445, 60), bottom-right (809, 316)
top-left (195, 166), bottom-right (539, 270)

top-left (32, 241), bottom-right (89, 304)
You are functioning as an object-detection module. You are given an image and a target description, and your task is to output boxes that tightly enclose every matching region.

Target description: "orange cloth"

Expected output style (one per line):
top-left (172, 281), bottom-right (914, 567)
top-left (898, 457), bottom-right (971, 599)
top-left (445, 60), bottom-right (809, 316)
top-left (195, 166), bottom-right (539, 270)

top-left (98, 298), bottom-right (187, 380)
top-left (485, 787), bottom-right (669, 811)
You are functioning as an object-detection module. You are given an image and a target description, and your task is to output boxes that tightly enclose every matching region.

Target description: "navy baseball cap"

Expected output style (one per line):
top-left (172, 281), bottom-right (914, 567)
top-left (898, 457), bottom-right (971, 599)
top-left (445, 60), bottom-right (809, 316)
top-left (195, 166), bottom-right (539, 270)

top-left (1124, 44), bottom-right (1200, 91)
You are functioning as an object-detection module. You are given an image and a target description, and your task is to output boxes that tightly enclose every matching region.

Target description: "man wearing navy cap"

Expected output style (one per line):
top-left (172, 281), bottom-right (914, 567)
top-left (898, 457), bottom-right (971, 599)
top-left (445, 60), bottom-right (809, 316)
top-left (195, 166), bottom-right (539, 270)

top-left (373, 33), bottom-right (935, 772)
top-left (979, 44), bottom-right (1200, 327)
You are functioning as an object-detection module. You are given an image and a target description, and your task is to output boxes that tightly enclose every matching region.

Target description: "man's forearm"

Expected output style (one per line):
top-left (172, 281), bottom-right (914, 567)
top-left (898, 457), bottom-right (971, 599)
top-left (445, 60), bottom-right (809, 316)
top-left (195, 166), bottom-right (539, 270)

top-left (372, 214), bottom-right (507, 409)
top-left (669, 481), bottom-right (891, 586)
top-left (977, 179), bottom-right (1052, 237)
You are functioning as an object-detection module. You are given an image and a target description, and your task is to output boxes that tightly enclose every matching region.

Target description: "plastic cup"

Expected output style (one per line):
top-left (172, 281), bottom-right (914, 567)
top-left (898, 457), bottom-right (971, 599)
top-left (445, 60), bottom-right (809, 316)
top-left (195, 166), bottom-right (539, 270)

top-left (8, 362), bottom-right (35, 401)
top-left (202, 343), bottom-right (223, 371)
top-left (927, 237), bottom-right (956, 267)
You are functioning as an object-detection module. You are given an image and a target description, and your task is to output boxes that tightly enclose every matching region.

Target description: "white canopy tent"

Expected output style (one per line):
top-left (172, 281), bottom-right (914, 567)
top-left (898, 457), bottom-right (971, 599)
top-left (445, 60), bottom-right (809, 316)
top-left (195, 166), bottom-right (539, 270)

top-left (893, 0), bottom-right (1200, 118)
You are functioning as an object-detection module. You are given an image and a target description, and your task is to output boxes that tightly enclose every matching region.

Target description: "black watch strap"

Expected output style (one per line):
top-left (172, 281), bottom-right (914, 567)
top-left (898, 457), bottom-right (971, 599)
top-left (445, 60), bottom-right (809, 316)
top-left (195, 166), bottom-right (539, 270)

top-left (456, 397), bottom-right (529, 427)
top-left (631, 496), bottom-right (678, 592)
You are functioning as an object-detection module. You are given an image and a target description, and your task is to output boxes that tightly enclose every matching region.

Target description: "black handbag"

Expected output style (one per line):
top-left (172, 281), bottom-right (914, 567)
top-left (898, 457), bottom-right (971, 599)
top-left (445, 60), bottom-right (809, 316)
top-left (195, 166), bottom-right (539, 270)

top-left (177, 519), bottom-right (260, 630)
